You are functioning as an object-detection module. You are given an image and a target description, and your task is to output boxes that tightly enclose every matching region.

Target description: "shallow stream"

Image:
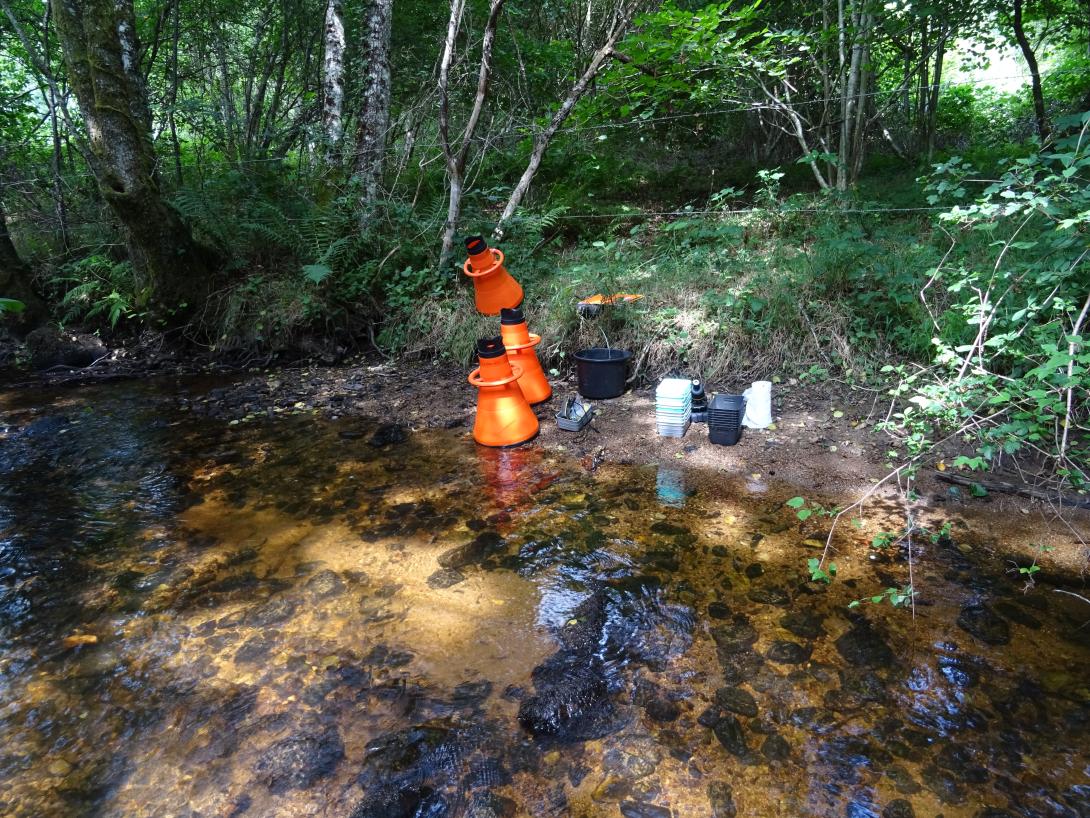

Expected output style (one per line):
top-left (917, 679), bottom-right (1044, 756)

top-left (1, 379), bottom-right (1088, 817)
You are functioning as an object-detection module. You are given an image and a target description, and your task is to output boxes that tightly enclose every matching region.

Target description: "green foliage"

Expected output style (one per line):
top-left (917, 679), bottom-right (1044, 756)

top-left (786, 495), bottom-right (838, 521)
top-left (51, 255), bottom-right (143, 329)
top-left (0, 298), bottom-right (26, 314)
top-left (806, 557), bottom-right (837, 584)
top-left (848, 585), bottom-right (915, 610)
top-left (895, 112), bottom-right (1090, 480)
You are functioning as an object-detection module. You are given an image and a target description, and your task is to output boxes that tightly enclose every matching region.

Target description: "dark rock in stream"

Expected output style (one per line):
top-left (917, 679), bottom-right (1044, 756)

top-left (714, 686), bottom-right (758, 718)
top-left (882, 800), bottom-right (915, 818)
top-left (305, 569), bottom-right (345, 599)
top-left (465, 791), bottom-right (517, 818)
top-left (517, 651), bottom-right (614, 740)
top-left (957, 604), bottom-right (1011, 645)
top-left (707, 601), bottom-right (732, 620)
top-left (620, 801), bottom-right (671, 818)
top-left (708, 782), bottom-right (738, 818)
top-left (427, 568), bottom-right (465, 589)
top-left (452, 680), bottom-right (492, 708)
top-left (437, 532), bottom-right (505, 570)
top-left (712, 715), bottom-right (750, 757)
top-left (835, 619), bottom-right (894, 668)
top-left (644, 697), bottom-right (680, 723)
top-left (761, 733), bottom-right (791, 762)
top-left (711, 620), bottom-right (759, 654)
top-left (369, 423), bottom-right (408, 447)
top-left (246, 597), bottom-right (297, 627)
top-left (922, 763), bottom-right (967, 804)
top-left (350, 784), bottom-right (440, 818)
top-left (747, 585), bottom-right (790, 606)
top-left (766, 640), bottom-right (812, 664)
top-left (719, 648), bottom-right (765, 686)
top-left (780, 610), bottom-right (826, 639)
top-left (255, 727), bottom-right (344, 792)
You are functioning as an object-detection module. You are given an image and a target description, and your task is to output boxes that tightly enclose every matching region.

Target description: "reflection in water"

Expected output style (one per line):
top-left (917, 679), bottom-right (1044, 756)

top-left (655, 466), bottom-right (690, 507)
top-left (0, 380), bottom-right (1089, 818)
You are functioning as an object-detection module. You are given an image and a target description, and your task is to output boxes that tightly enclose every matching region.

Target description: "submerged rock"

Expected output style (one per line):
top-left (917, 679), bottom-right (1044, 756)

top-left (780, 610), bottom-right (825, 639)
top-left (747, 586), bottom-right (790, 606)
top-left (956, 604), bottom-right (1010, 645)
top-left (305, 569), bottom-right (345, 599)
top-left (766, 640), bottom-right (811, 665)
top-left (619, 801), bottom-right (671, 818)
top-left (712, 715), bottom-right (749, 757)
top-left (714, 686), bottom-right (758, 718)
top-left (427, 568), bottom-right (465, 589)
top-left (711, 620), bottom-right (759, 654)
top-left (438, 532), bottom-right (505, 570)
top-left (881, 799), bottom-right (915, 818)
top-left (835, 620), bottom-right (894, 668)
top-left (517, 651), bottom-right (612, 740)
top-left (369, 423), bottom-right (408, 447)
top-left (464, 791), bottom-right (516, 818)
top-left (350, 784), bottom-right (439, 818)
top-left (255, 727), bottom-right (344, 792)
top-left (707, 782), bottom-right (737, 818)
top-left (760, 733), bottom-right (791, 762)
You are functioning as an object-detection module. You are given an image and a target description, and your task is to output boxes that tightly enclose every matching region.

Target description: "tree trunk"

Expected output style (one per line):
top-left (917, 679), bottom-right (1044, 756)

top-left (50, 0), bottom-right (218, 317)
top-left (321, 0), bottom-right (346, 160)
top-left (0, 200), bottom-right (47, 329)
top-left (437, 0), bottom-right (505, 270)
top-left (493, 7), bottom-right (634, 237)
top-left (1013, 0), bottom-right (1050, 140)
top-left (354, 0), bottom-right (394, 216)
top-left (925, 35), bottom-right (945, 160)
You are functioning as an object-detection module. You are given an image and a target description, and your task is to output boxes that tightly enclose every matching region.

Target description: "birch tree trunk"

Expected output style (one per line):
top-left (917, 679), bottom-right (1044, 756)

top-left (1013, 0), bottom-right (1050, 140)
top-left (437, 0), bottom-right (505, 269)
top-left (493, 4), bottom-right (635, 237)
top-left (321, 0), bottom-right (346, 160)
top-left (354, 0), bottom-right (394, 216)
top-left (50, 0), bottom-right (218, 317)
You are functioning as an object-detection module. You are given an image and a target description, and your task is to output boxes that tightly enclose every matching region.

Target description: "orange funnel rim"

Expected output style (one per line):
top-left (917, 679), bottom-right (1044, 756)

top-left (468, 363), bottom-right (524, 388)
top-left (502, 332), bottom-right (541, 352)
top-left (463, 248), bottom-right (505, 279)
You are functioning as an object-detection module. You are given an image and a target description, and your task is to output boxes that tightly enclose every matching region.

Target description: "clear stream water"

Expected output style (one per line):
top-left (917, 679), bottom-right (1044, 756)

top-left (1, 378), bottom-right (1088, 818)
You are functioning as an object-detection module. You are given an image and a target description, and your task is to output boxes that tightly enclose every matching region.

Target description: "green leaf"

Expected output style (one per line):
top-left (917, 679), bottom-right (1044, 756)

top-left (796, 509), bottom-right (813, 521)
top-left (302, 263), bottom-right (333, 284)
top-left (0, 298), bottom-right (26, 313)
top-left (785, 496), bottom-right (806, 508)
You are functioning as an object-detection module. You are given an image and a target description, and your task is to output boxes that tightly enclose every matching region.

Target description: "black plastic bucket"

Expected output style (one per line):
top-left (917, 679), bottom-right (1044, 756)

top-left (574, 348), bottom-right (631, 399)
top-left (708, 393), bottom-right (746, 446)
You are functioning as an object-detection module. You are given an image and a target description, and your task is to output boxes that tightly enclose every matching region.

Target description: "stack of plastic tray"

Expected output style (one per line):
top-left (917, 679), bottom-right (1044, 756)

top-left (709, 393), bottom-right (746, 445)
top-left (656, 378), bottom-right (692, 437)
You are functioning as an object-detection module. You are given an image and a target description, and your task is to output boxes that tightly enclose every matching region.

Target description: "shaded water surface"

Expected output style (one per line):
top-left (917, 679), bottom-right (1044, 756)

top-left (1, 380), bottom-right (1088, 817)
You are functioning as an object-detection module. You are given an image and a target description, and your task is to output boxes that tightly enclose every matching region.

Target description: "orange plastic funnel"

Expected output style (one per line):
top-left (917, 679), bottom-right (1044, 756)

top-left (499, 307), bottom-right (552, 405)
top-left (468, 336), bottom-right (539, 447)
top-left (463, 236), bottom-right (523, 316)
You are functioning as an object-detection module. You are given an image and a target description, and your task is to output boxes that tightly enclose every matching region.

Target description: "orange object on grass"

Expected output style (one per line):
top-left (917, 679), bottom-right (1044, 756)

top-left (463, 236), bottom-right (523, 316)
top-left (499, 307), bottom-right (552, 405)
top-left (468, 337), bottom-right (539, 447)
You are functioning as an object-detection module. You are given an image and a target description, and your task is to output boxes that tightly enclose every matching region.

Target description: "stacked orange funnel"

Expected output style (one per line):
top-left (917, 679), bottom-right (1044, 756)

top-left (499, 307), bottom-right (552, 405)
top-left (463, 235), bottom-right (523, 316)
top-left (468, 336), bottom-right (539, 447)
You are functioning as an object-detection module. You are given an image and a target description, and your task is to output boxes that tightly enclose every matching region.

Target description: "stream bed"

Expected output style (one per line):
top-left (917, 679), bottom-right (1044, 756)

top-left (1, 378), bottom-right (1088, 818)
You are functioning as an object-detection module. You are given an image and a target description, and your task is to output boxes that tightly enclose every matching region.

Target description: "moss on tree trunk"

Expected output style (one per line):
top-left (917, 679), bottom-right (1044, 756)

top-left (51, 0), bottom-right (219, 320)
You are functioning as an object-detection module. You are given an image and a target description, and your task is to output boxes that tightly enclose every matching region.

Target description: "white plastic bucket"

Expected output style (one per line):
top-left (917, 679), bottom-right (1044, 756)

top-left (742, 380), bottom-right (773, 428)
